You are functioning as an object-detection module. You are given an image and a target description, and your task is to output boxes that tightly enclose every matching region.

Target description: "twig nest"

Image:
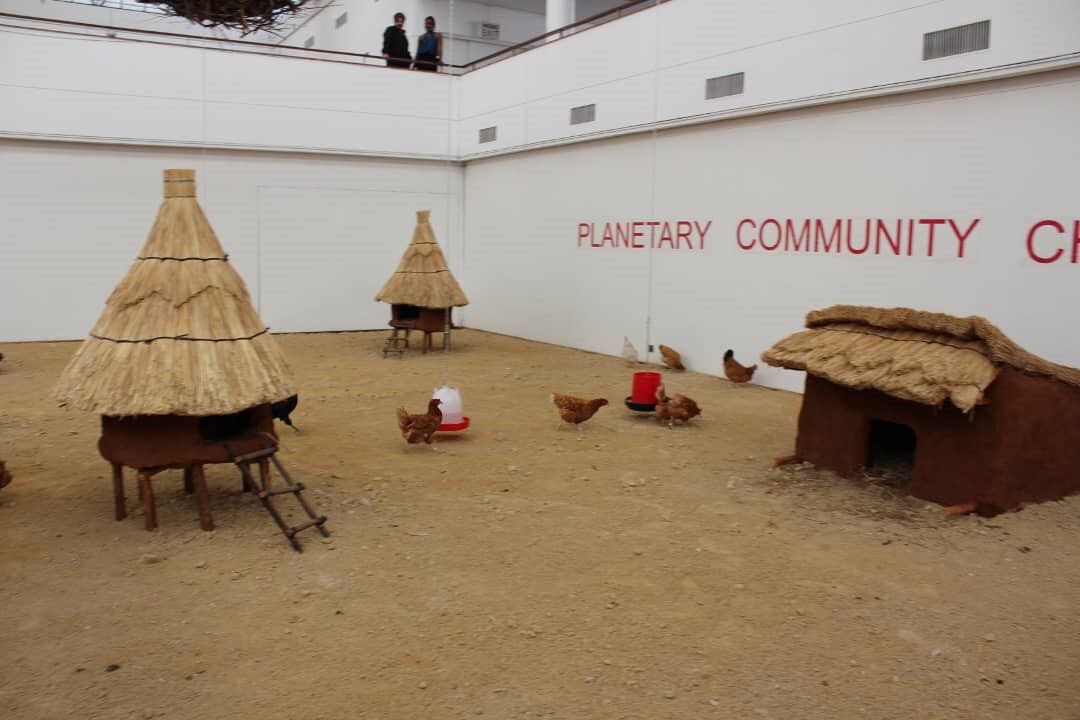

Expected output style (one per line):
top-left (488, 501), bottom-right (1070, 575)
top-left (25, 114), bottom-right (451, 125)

top-left (136, 0), bottom-right (312, 34)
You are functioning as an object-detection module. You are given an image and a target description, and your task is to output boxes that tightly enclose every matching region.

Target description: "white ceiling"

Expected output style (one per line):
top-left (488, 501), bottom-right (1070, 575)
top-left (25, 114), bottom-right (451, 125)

top-left (462, 0), bottom-right (546, 13)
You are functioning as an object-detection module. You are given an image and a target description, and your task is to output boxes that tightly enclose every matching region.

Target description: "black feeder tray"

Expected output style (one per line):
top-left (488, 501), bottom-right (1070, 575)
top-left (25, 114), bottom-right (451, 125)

top-left (625, 396), bottom-right (657, 413)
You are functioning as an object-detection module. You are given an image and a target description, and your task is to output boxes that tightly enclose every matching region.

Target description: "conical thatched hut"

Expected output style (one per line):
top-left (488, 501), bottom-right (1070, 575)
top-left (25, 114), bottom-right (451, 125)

top-left (375, 210), bottom-right (468, 354)
top-left (763, 305), bottom-right (1080, 512)
top-left (55, 169), bottom-right (296, 530)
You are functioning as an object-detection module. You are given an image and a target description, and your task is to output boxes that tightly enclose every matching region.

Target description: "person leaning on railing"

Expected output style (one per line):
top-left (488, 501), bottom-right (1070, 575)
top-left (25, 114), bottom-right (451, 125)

top-left (414, 16), bottom-right (443, 72)
top-left (382, 12), bottom-right (412, 69)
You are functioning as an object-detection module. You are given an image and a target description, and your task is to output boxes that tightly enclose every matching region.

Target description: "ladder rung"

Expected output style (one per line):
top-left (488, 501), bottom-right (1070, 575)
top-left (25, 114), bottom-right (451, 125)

top-left (258, 484), bottom-right (302, 498)
top-left (232, 447), bottom-right (277, 464)
top-left (286, 516), bottom-right (327, 537)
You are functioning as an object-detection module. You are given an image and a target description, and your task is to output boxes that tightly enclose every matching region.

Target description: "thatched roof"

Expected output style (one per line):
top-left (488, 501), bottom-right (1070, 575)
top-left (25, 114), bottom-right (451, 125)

top-left (55, 169), bottom-right (295, 416)
top-left (375, 210), bottom-right (468, 309)
top-left (762, 305), bottom-right (1080, 413)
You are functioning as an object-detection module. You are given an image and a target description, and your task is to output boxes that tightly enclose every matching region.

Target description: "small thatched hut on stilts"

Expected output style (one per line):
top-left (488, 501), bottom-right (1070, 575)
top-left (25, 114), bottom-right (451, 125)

top-left (376, 210), bottom-right (468, 356)
top-left (763, 305), bottom-right (1080, 513)
top-left (55, 170), bottom-right (327, 548)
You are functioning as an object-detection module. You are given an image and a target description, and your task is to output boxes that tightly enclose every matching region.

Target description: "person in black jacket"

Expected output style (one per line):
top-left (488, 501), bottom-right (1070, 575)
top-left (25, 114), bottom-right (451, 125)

top-left (382, 13), bottom-right (411, 69)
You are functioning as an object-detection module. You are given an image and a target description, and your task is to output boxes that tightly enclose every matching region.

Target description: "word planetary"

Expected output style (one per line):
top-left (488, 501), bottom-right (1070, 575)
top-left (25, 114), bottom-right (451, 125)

top-left (736, 218), bottom-right (979, 258)
top-left (578, 220), bottom-right (712, 250)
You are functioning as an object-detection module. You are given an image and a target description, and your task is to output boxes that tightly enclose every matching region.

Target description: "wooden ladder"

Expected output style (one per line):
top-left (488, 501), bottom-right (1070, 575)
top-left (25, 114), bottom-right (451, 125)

top-left (383, 329), bottom-right (409, 358)
top-left (228, 445), bottom-right (330, 552)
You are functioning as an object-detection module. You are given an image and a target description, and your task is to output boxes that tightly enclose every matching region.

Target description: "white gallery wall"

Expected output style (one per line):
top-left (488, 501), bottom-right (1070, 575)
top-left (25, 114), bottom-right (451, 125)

top-left (456, 0), bottom-right (1080, 157)
top-left (2, 0), bottom-right (1079, 394)
top-left (0, 23), bottom-right (454, 158)
top-left (462, 68), bottom-right (1080, 392)
top-left (0, 139), bottom-right (463, 342)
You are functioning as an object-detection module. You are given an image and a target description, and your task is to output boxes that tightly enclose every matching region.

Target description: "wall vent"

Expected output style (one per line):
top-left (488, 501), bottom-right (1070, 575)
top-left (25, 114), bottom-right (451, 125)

top-left (923, 20), bottom-right (990, 60)
top-left (478, 22), bottom-right (501, 40)
top-left (478, 126), bottom-right (498, 144)
top-left (304, 35), bottom-right (316, 49)
top-left (570, 104), bottom-right (596, 125)
top-left (335, 12), bottom-right (348, 29)
top-left (705, 72), bottom-right (745, 100)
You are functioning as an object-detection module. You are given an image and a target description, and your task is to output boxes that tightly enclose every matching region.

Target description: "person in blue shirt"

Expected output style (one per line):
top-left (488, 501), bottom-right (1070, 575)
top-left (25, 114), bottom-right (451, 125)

top-left (414, 16), bottom-right (443, 72)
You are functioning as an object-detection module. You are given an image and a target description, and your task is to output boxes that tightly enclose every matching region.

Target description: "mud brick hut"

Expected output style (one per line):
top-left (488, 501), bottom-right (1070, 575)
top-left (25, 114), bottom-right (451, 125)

top-left (375, 210), bottom-right (468, 355)
top-left (763, 305), bottom-right (1080, 512)
top-left (54, 169), bottom-right (296, 531)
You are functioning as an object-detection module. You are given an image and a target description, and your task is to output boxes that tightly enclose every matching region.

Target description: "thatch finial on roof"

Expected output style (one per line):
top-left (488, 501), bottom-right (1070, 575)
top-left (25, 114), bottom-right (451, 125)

top-left (54, 169), bottom-right (295, 417)
top-left (375, 210), bottom-right (469, 309)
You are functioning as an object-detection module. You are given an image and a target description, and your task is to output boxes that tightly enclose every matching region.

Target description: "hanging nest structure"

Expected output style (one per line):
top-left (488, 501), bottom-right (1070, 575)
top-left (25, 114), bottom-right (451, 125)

top-left (136, 0), bottom-right (314, 34)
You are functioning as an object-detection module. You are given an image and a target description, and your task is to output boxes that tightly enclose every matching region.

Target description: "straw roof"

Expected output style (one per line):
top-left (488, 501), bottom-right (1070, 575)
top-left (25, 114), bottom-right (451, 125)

top-left (54, 169), bottom-right (295, 416)
top-left (762, 305), bottom-right (1080, 413)
top-left (375, 210), bottom-right (468, 309)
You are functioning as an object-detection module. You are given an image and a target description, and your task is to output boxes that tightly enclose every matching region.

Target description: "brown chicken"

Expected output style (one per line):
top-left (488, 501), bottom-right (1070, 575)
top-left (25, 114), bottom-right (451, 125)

top-left (723, 349), bottom-right (757, 384)
top-left (655, 385), bottom-right (701, 427)
top-left (659, 345), bottom-right (685, 370)
top-left (396, 398), bottom-right (443, 450)
top-left (551, 393), bottom-right (608, 430)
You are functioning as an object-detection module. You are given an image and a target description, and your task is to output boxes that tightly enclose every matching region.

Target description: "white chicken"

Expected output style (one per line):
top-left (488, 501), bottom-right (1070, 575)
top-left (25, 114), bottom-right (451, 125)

top-left (622, 336), bottom-right (639, 365)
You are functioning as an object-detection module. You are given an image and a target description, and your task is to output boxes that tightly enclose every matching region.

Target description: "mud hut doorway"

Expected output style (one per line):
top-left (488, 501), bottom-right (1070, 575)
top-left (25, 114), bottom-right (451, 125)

top-left (866, 419), bottom-right (916, 487)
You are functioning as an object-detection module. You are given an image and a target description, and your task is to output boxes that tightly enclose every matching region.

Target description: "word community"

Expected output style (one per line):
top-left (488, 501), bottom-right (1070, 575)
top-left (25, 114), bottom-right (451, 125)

top-left (578, 220), bottom-right (711, 250)
top-left (736, 218), bottom-right (979, 258)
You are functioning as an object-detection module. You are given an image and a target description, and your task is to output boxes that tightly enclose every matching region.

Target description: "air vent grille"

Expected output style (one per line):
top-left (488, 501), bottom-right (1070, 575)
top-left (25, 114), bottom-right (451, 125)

top-left (923, 20), bottom-right (990, 60)
top-left (705, 72), bottom-right (745, 100)
top-left (570, 104), bottom-right (596, 125)
top-left (479, 126), bottom-right (497, 143)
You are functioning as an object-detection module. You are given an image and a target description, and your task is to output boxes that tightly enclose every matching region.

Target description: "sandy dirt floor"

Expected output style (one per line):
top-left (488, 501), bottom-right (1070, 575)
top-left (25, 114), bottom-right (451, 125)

top-left (1, 330), bottom-right (1078, 720)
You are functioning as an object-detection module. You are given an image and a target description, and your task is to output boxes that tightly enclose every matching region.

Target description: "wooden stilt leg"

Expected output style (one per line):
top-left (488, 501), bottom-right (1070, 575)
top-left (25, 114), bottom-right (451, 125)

top-left (139, 472), bottom-right (157, 531)
top-left (258, 458), bottom-right (271, 491)
top-left (192, 465), bottom-right (213, 531)
top-left (112, 464), bottom-right (127, 521)
top-left (183, 466), bottom-right (194, 495)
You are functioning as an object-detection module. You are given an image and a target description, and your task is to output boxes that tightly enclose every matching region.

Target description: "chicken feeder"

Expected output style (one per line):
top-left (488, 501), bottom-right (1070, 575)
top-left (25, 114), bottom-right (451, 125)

top-left (625, 371), bottom-right (662, 412)
top-left (433, 386), bottom-right (471, 431)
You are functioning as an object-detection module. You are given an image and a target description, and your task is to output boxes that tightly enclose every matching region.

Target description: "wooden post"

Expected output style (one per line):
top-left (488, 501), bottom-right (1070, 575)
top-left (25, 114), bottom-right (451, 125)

top-left (138, 472), bottom-right (157, 531)
top-left (192, 465), bottom-right (214, 531)
top-left (183, 466), bottom-right (194, 495)
top-left (112, 464), bottom-right (126, 521)
top-left (258, 458), bottom-right (271, 491)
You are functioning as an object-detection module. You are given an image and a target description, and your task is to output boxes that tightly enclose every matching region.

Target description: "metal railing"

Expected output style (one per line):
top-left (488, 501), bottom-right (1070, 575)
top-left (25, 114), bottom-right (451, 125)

top-left (460, 0), bottom-right (670, 71)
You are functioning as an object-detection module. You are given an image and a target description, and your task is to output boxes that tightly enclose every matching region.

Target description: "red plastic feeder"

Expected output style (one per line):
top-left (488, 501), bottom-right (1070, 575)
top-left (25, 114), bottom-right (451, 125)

top-left (438, 416), bottom-right (471, 432)
top-left (626, 371), bottom-right (662, 412)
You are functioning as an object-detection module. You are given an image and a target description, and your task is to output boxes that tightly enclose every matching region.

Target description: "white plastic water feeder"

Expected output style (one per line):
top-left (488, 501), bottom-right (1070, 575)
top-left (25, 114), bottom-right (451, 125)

top-left (433, 386), bottom-right (470, 431)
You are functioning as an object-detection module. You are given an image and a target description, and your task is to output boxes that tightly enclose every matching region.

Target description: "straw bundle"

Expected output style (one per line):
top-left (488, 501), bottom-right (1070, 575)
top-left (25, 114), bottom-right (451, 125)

top-left (55, 170), bottom-right (295, 416)
top-left (762, 305), bottom-right (1080, 413)
top-left (136, 1), bottom-right (312, 34)
top-left (375, 210), bottom-right (469, 309)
